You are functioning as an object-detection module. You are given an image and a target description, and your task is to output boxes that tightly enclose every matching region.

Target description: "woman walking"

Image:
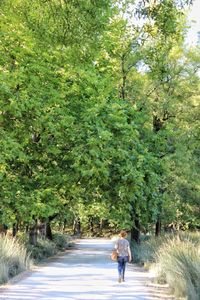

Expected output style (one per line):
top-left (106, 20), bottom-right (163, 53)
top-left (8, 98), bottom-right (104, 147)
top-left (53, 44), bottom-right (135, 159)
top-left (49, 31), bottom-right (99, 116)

top-left (115, 230), bottom-right (132, 283)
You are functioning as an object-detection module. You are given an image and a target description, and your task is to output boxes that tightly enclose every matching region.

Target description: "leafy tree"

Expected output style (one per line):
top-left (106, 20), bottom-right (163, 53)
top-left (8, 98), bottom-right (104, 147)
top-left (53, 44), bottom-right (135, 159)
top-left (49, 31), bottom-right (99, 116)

top-left (0, 0), bottom-right (199, 244)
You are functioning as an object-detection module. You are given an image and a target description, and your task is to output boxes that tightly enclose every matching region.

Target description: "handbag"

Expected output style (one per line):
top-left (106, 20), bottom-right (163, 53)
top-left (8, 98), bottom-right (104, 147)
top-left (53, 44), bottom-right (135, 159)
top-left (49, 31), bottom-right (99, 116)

top-left (111, 249), bottom-right (118, 261)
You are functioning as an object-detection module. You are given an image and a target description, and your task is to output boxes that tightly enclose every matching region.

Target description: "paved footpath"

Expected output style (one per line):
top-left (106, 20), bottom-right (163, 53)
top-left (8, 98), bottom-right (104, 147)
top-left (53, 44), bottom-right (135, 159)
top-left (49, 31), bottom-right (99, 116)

top-left (0, 239), bottom-right (171, 300)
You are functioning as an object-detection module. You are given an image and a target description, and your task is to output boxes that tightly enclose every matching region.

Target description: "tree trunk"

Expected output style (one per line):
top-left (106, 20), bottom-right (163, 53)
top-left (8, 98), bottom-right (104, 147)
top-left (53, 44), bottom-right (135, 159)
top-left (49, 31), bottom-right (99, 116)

top-left (100, 218), bottom-right (107, 231)
top-left (73, 219), bottom-right (76, 235)
top-left (74, 218), bottom-right (81, 235)
top-left (0, 224), bottom-right (8, 235)
top-left (120, 54), bottom-right (126, 100)
top-left (46, 221), bottom-right (53, 240)
top-left (89, 217), bottom-right (94, 234)
top-left (12, 223), bottom-right (18, 237)
top-left (73, 217), bottom-right (81, 235)
top-left (76, 218), bottom-right (81, 235)
top-left (29, 221), bottom-right (38, 246)
top-left (153, 115), bottom-right (165, 236)
top-left (131, 215), bottom-right (140, 244)
top-left (63, 219), bottom-right (67, 232)
top-left (155, 218), bottom-right (161, 236)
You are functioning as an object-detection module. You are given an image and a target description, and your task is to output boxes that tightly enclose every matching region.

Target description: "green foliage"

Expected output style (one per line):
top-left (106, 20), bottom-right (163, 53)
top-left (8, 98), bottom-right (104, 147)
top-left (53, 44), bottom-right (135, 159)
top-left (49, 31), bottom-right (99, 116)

top-left (27, 238), bottom-right (57, 262)
top-left (52, 232), bottom-right (70, 250)
top-left (0, 0), bottom-right (199, 240)
top-left (27, 233), bottom-right (71, 261)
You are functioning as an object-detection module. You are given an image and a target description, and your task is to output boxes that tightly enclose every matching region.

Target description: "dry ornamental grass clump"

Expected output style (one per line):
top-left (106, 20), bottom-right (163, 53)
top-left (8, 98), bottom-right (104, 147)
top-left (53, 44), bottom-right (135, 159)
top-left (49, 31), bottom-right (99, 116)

top-left (134, 232), bottom-right (200, 299)
top-left (0, 235), bottom-right (32, 284)
top-left (154, 237), bottom-right (200, 300)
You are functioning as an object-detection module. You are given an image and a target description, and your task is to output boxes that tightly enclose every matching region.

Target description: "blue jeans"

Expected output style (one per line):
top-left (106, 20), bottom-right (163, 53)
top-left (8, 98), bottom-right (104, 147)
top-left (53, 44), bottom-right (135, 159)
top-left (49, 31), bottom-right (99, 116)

top-left (117, 256), bottom-right (129, 279)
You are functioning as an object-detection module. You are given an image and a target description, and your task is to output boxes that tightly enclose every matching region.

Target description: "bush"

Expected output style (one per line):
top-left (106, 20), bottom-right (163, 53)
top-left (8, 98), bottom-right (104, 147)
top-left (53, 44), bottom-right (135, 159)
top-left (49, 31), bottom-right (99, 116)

top-left (27, 238), bottom-right (57, 262)
top-left (177, 231), bottom-right (200, 245)
top-left (16, 231), bottom-right (29, 244)
top-left (0, 261), bottom-right (9, 284)
top-left (0, 233), bottom-right (71, 284)
top-left (155, 238), bottom-right (200, 300)
top-left (52, 232), bottom-right (69, 250)
top-left (131, 235), bottom-right (169, 264)
top-left (0, 235), bottom-right (31, 284)
top-left (132, 232), bottom-right (200, 265)
top-left (132, 232), bottom-right (200, 299)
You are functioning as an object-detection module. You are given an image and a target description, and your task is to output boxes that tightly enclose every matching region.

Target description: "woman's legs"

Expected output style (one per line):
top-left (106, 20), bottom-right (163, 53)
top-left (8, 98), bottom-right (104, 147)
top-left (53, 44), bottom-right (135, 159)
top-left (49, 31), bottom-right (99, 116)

top-left (117, 258), bottom-right (123, 281)
top-left (117, 257), bottom-right (126, 282)
top-left (122, 260), bottom-right (126, 281)
top-left (117, 256), bottom-right (128, 282)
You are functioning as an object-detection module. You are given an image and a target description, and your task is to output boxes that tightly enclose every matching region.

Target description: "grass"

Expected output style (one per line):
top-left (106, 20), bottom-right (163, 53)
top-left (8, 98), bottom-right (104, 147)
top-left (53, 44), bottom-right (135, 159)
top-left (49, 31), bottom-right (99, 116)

top-left (0, 235), bottom-right (32, 284)
top-left (132, 231), bottom-right (200, 300)
top-left (131, 235), bottom-right (169, 264)
top-left (0, 231), bottom-right (71, 284)
top-left (155, 237), bottom-right (200, 300)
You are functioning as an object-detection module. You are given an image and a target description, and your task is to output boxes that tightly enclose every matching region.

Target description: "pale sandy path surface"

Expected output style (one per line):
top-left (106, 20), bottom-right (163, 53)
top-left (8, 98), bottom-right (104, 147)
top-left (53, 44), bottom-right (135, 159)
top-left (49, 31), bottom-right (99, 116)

top-left (0, 239), bottom-right (173, 300)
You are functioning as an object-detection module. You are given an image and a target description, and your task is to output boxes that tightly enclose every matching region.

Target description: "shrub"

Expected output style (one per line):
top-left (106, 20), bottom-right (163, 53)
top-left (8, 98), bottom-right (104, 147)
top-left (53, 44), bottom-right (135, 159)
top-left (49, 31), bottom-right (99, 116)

top-left (0, 235), bottom-right (31, 284)
top-left (132, 232), bottom-right (200, 299)
top-left (16, 231), bottom-right (29, 244)
top-left (154, 238), bottom-right (200, 300)
top-left (132, 232), bottom-right (200, 265)
top-left (0, 261), bottom-right (9, 284)
top-left (52, 232), bottom-right (69, 250)
top-left (27, 238), bottom-right (57, 262)
top-left (131, 235), bottom-right (169, 264)
top-left (177, 231), bottom-right (200, 245)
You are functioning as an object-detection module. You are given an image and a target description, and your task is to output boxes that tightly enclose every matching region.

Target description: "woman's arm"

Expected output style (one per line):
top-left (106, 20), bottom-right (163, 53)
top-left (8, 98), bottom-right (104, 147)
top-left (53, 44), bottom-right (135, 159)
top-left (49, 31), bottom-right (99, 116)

top-left (128, 246), bottom-right (132, 262)
top-left (115, 240), bottom-right (119, 251)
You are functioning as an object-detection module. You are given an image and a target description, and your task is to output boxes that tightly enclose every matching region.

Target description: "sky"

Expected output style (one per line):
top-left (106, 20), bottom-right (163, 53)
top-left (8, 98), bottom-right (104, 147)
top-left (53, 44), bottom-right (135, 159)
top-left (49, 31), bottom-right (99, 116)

top-left (123, 0), bottom-right (200, 46)
top-left (186, 0), bottom-right (200, 45)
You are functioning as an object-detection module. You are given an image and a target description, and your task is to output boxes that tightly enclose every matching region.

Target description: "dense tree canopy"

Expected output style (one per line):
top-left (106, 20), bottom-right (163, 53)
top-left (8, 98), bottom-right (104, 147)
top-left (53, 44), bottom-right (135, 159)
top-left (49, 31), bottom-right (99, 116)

top-left (0, 0), bottom-right (199, 242)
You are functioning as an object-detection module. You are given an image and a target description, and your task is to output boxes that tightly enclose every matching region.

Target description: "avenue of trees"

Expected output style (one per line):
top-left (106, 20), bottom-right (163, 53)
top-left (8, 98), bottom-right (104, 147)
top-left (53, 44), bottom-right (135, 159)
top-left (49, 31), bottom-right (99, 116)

top-left (0, 0), bottom-right (199, 244)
